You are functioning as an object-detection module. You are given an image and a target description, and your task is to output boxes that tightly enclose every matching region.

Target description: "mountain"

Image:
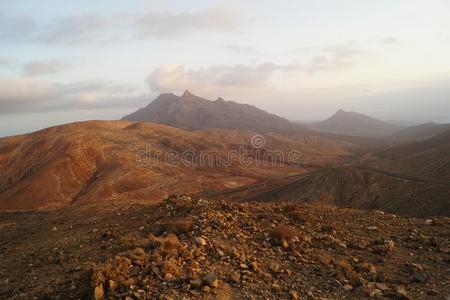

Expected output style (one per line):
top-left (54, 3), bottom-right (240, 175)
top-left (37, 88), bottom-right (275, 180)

top-left (0, 120), bottom-right (356, 211)
top-left (371, 128), bottom-right (450, 180)
top-left (314, 109), bottom-right (403, 137)
top-left (249, 165), bottom-right (450, 217)
top-left (387, 122), bottom-right (450, 145)
top-left (122, 91), bottom-right (301, 133)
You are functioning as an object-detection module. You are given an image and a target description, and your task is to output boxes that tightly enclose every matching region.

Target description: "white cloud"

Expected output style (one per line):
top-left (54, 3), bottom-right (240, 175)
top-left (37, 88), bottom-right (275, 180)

top-left (305, 44), bottom-right (363, 73)
top-left (135, 6), bottom-right (239, 38)
top-left (22, 60), bottom-right (72, 77)
top-left (0, 78), bottom-right (149, 114)
top-left (147, 63), bottom-right (302, 94)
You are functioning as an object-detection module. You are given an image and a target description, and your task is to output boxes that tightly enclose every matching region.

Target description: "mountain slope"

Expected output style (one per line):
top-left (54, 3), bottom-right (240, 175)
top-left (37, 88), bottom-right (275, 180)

top-left (314, 109), bottom-right (402, 137)
top-left (387, 122), bottom-right (450, 145)
top-left (250, 166), bottom-right (450, 217)
top-left (372, 128), bottom-right (450, 180)
top-left (122, 91), bottom-right (301, 133)
top-left (0, 120), bottom-right (356, 211)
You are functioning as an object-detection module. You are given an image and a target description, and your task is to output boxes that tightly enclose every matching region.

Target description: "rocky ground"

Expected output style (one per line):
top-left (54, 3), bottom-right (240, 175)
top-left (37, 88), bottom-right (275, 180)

top-left (0, 196), bottom-right (449, 299)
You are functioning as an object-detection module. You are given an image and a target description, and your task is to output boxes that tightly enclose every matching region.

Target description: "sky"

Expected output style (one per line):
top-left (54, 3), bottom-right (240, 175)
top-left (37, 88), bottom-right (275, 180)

top-left (0, 0), bottom-right (450, 136)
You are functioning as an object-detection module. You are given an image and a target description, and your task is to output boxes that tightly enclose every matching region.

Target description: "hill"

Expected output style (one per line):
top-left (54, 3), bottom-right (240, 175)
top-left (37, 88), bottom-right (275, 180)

top-left (122, 91), bottom-right (301, 133)
top-left (387, 123), bottom-right (450, 145)
top-left (0, 121), bottom-right (356, 211)
top-left (366, 128), bottom-right (450, 180)
top-left (249, 166), bottom-right (450, 217)
top-left (314, 109), bottom-right (402, 137)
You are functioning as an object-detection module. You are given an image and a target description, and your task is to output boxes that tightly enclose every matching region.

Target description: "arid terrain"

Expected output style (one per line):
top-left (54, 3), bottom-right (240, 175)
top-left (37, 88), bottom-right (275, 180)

top-left (0, 196), bottom-right (449, 299)
top-left (0, 93), bottom-right (449, 299)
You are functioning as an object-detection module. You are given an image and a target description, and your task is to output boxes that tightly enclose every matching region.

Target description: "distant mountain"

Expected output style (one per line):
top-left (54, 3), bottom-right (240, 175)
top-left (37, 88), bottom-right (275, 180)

top-left (250, 165), bottom-right (450, 217)
top-left (387, 123), bottom-right (450, 145)
top-left (122, 91), bottom-right (300, 133)
top-left (314, 109), bottom-right (403, 137)
top-left (375, 128), bottom-right (450, 180)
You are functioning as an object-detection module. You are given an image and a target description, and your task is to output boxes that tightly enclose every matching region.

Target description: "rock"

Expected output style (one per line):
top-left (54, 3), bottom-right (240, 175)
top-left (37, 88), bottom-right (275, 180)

top-left (164, 273), bottom-right (174, 281)
top-left (108, 280), bottom-right (117, 290)
top-left (343, 284), bottom-right (353, 291)
top-left (375, 283), bottom-right (389, 291)
top-left (189, 278), bottom-right (203, 289)
top-left (94, 284), bottom-right (104, 300)
top-left (250, 261), bottom-right (259, 271)
top-left (269, 262), bottom-right (281, 273)
top-left (369, 288), bottom-right (383, 297)
top-left (395, 286), bottom-right (409, 299)
top-left (202, 286), bottom-right (211, 292)
top-left (194, 237), bottom-right (207, 246)
top-left (230, 271), bottom-right (241, 283)
top-left (412, 271), bottom-right (426, 283)
top-left (289, 290), bottom-right (299, 299)
top-left (281, 239), bottom-right (289, 249)
top-left (240, 263), bottom-right (248, 269)
top-left (271, 283), bottom-right (281, 291)
top-left (203, 272), bottom-right (219, 288)
top-left (52, 226), bottom-right (58, 232)
top-left (367, 226), bottom-right (378, 231)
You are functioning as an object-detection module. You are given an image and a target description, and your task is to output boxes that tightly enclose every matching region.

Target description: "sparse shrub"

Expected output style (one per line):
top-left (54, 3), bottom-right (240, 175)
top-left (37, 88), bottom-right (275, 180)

top-left (316, 251), bottom-right (333, 265)
top-left (269, 224), bottom-right (297, 243)
top-left (288, 210), bottom-right (307, 223)
top-left (335, 259), bottom-right (362, 285)
top-left (120, 234), bottom-right (148, 249)
top-left (155, 218), bottom-right (194, 235)
top-left (320, 224), bottom-right (336, 234)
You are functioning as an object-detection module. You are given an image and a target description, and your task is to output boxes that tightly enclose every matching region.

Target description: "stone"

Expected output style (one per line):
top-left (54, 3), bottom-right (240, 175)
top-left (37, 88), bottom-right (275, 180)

top-left (269, 262), bottom-right (281, 273)
top-left (108, 280), bottom-right (117, 290)
top-left (194, 237), bottom-right (207, 246)
top-left (395, 287), bottom-right (408, 299)
top-left (203, 272), bottom-right (219, 288)
top-left (281, 239), bottom-right (289, 249)
top-left (343, 284), bottom-right (353, 291)
top-left (230, 271), bottom-right (241, 283)
top-left (94, 284), bottom-right (104, 300)
top-left (413, 271), bottom-right (426, 283)
top-left (250, 261), bottom-right (259, 271)
top-left (289, 290), bottom-right (299, 299)
top-left (189, 278), bottom-right (203, 289)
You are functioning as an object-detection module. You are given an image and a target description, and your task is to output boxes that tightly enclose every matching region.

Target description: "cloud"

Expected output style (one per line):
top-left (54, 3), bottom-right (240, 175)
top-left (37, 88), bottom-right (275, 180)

top-left (306, 44), bottom-right (363, 73)
top-left (0, 78), bottom-right (149, 114)
top-left (224, 44), bottom-right (259, 55)
top-left (17, 5), bottom-right (241, 45)
top-left (22, 60), bottom-right (72, 77)
top-left (38, 14), bottom-right (113, 45)
top-left (147, 63), bottom-right (301, 93)
top-left (135, 6), bottom-right (239, 38)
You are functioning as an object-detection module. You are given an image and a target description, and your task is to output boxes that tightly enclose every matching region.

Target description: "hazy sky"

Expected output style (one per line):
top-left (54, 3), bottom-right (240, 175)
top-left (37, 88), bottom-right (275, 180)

top-left (1, 0), bottom-right (450, 136)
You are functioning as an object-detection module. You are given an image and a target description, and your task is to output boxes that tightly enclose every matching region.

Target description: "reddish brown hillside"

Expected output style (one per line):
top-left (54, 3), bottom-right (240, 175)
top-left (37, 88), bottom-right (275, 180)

top-left (0, 121), bottom-right (356, 211)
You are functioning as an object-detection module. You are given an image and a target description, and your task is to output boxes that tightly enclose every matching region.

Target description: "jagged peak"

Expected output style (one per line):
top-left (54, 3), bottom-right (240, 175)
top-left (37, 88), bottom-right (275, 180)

top-left (182, 90), bottom-right (193, 97)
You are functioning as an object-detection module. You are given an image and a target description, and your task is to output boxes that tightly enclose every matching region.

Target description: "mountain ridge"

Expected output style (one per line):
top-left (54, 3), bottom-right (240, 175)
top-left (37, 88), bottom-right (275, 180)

top-left (122, 91), bottom-right (302, 133)
top-left (314, 109), bottom-right (403, 137)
